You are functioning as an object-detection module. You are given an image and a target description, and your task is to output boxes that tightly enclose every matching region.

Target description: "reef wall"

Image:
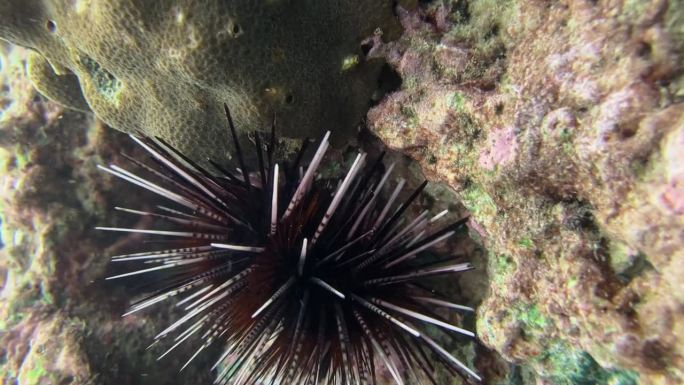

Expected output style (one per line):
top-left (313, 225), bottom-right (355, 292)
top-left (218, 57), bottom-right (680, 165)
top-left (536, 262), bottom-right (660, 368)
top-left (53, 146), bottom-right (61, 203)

top-left (0, 44), bottom-right (222, 385)
top-left (368, 1), bottom-right (683, 384)
top-left (2, 1), bottom-right (683, 384)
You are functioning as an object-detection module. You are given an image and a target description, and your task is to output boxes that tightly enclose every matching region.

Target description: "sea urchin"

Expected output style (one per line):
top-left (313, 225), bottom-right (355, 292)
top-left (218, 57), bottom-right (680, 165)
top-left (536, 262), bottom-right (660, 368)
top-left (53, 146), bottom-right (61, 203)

top-left (97, 105), bottom-right (480, 385)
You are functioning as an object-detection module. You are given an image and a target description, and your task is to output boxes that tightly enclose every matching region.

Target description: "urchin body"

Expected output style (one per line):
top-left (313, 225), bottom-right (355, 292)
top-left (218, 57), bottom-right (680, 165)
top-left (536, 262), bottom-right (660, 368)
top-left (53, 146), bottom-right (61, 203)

top-left (98, 106), bottom-right (480, 384)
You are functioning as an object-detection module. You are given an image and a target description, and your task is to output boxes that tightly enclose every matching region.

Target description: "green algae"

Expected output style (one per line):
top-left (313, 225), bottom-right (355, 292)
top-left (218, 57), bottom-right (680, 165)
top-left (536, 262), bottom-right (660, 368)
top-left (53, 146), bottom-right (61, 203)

top-left (517, 237), bottom-right (534, 249)
top-left (400, 105), bottom-right (420, 128)
top-left (489, 343), bottom-right (640, 385)
top-left (446, 0), bottom-right (517, 52)
top-left (80, 56), bottom-right (122, 103)
top-left (460, 183), bottom-right (497, 220)
top-left (536, 342), bottom-right (639, 385)
top-left (488, 340), bottom-right (641, 385)
top-left (494, 253), bottom-right (515, 274)
top-left (449, 91), bottom-right (467, 112)
top-left (517, 304), bottom-right (549, 332)
top-left (20, 356), bottom-right (49, 385)
top-left (485, 251), bottom-right (516, 289)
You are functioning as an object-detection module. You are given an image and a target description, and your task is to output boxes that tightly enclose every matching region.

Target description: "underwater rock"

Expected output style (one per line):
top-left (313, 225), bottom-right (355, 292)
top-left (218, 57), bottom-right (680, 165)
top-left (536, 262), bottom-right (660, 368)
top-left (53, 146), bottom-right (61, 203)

top-left (368, 1), bottom-right (683, 384)
top-left (0, 44), bottom-right (219, 385)
top-left (0, 0), bottom-right (401, 163)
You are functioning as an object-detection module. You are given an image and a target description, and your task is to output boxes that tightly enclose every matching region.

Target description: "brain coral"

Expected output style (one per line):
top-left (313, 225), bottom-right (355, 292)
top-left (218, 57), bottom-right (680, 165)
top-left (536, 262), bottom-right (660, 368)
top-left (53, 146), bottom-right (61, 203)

top-left (0, 0), bottom-right (401, 162)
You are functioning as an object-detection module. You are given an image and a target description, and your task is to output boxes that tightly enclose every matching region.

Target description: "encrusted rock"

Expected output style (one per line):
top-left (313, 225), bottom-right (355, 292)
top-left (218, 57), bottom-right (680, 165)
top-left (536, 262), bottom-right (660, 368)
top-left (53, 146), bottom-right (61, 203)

top-left (0, 44), bottom-right (216, 385)
top-left (368, 1), bottom-right (683, 383)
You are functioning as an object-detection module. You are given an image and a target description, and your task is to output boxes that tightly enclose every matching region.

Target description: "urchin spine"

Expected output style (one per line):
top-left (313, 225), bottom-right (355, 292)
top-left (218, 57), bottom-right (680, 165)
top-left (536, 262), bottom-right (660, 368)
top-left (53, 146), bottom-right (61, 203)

top-left (97, 106), bottom-right (481, 384)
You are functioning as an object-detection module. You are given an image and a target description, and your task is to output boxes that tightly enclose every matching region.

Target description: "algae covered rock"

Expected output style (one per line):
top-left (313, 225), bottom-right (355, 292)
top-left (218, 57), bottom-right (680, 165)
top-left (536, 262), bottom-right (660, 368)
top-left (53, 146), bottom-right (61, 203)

top-left (0, 44), bottom-right (217, 385)
top-left (368, 1), bottom-right (684, 384)
top-left (0, 0), bottom-right (401, 163)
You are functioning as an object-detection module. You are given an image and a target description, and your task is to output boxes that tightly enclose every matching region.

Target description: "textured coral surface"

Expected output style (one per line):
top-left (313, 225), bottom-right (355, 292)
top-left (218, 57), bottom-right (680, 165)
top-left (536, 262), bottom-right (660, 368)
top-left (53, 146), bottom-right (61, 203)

top-left (0, 0), bottom-right (400, 163)
top-left (368, 1), bottom-right (683, 384)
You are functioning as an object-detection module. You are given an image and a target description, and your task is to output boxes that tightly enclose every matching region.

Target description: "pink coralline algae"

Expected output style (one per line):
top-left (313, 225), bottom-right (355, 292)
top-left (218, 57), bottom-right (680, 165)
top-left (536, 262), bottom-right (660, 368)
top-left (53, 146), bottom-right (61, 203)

top-left (661, 128), bottom-right (684, 215)
top-left (478, 126), bottom-right (517, 171)
top-left (661, 176), bottom-right (684, 215)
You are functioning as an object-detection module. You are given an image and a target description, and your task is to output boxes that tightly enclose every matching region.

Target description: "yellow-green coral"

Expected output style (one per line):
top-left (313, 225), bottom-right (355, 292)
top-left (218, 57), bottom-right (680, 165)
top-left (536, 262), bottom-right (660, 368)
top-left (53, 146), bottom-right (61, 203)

top-left (0, 0), bottom-right (401, 163)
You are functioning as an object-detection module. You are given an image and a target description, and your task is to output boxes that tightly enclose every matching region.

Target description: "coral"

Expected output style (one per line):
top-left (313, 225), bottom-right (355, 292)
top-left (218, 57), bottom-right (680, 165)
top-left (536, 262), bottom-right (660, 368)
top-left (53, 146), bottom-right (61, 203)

top-left (0, 0), bottom-right (402, 163)
top-left (3, 0), bottom-right (683, 383)
top-left (368, 0), bottom-right (684, 383)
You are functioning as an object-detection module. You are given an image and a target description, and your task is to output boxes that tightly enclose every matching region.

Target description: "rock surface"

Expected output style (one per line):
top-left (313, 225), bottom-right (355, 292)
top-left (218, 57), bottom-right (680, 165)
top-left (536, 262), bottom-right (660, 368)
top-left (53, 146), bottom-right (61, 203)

top-left (368, 1), bottom-right (683, 384)
top-left (0, 44), bottom-right (217, 385)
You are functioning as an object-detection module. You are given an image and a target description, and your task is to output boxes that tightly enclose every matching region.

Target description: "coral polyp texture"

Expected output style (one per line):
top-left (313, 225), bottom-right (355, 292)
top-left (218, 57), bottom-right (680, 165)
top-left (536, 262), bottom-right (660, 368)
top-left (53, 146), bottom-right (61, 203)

top-left (0, 0), bottom-right (401, 162)
top-left (96, 106), bottom-right (479, 384)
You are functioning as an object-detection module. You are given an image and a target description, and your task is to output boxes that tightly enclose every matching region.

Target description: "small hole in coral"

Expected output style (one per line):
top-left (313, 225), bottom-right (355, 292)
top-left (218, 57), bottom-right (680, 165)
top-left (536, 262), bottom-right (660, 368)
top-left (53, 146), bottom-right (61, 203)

top-left (484, 24), bottom-right (500, 40)
top-left (232, 24), bottom-right (241, 35)
top-left (453, 0), bottom-right (471, 23)
top-left (46, 20), bottom-right (57, 33)
top-left (495, 103), bottom-right (504, 115)
top-left (361, 41), bottom-right (373, 57)
top-left (371, 63), bottom-right (402, 106)
top-left (285, 94), bottom-right (294, 104)
top-left (642, 340), bottom-right (669, 370)
top-left (461, 176), bottom-right (473, 190)
top-left (619, 125), bottom-right (637, 139)
top-left (636, 42), bottom-right (652, 58)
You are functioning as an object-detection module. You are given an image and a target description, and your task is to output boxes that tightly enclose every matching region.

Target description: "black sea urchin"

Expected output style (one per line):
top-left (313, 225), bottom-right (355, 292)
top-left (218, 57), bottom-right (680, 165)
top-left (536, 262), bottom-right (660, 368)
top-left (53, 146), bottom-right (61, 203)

top-left (97, 105), bottom-right (480, 385)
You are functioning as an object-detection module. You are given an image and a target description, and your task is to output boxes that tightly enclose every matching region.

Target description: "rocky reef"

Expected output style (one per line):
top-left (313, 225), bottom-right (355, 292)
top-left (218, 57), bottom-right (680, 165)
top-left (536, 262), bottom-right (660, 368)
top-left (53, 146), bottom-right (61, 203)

top-left (368, 0), bottom-right (683, 384)
top-left (0, 0), bottom-right (401, 163)
top-left (0, 44), bottom-right (223, 385)
top-left (1, 1), bottom-right (684, 384)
